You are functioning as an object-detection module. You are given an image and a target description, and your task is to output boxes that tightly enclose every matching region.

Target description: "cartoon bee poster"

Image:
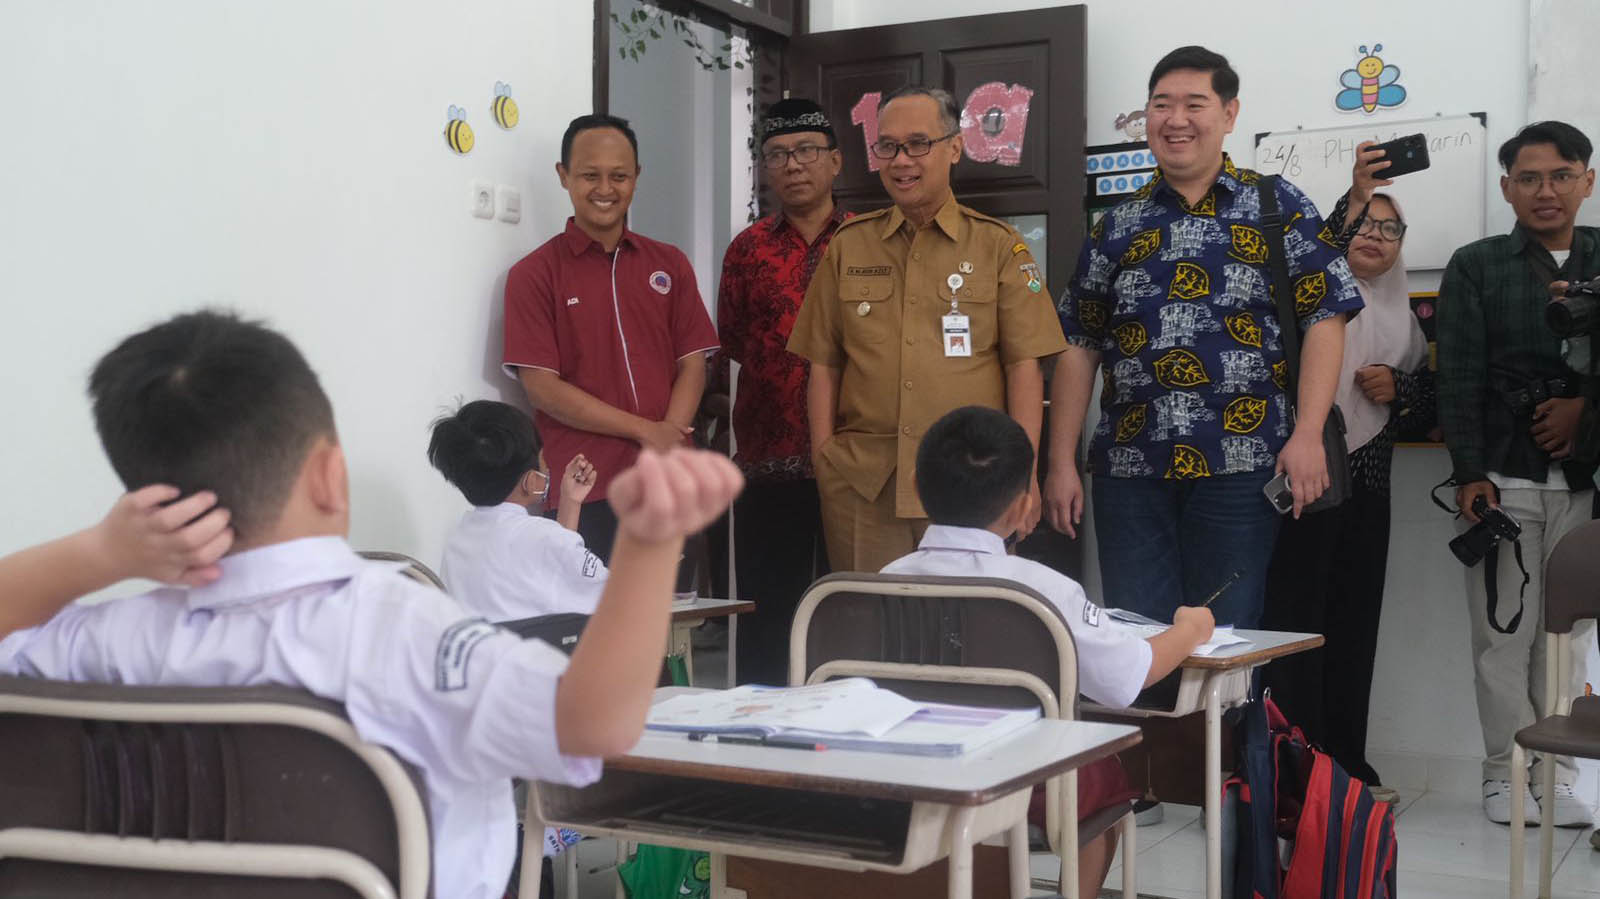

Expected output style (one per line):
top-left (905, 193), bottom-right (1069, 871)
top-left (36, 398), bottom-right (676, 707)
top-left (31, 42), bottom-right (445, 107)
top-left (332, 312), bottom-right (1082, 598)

top-left (1336, 44), bottom-right (1407, 114)
top-left (491, 82), bottom-right (519, 130)
top-left (443, 105), bottom-right (474, 155)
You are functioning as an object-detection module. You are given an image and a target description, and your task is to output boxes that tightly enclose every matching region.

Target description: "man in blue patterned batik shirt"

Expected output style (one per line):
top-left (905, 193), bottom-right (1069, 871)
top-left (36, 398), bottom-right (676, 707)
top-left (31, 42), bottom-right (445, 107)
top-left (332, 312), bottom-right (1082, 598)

top-left (1044, 46), bottom-right (1363, 631)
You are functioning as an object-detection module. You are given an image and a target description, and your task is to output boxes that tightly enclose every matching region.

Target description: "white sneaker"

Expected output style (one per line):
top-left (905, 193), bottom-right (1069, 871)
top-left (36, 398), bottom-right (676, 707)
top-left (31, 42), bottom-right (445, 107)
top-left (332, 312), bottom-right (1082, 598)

top-left (1532, 781), bottom-right (1593, 828)
top-left (1484, 779), bottom-right (1539, 825)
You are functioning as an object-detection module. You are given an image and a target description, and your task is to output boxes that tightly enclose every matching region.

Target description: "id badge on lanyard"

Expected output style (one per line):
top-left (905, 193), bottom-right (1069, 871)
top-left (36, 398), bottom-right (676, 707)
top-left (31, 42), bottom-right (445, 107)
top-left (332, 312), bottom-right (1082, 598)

top-left (943, 271), bottom-right (970, 357)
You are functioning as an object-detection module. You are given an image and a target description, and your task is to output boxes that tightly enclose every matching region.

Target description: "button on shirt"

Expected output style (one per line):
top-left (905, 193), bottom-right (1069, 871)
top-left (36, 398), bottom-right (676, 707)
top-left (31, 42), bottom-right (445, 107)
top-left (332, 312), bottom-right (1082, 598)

top-left (880, 525), bottom-right (1153, 708)
top-left (0, 537), bottom-right (600, 899)
top-left (440, 503), bottom-right (607, 621)
top-left (504, 219), bottom-right (720, 504)
top-left (787, 199), bottom-right (1068, 517)
top-left (1057, 156), bottom-right (1363, 480)
top-left (715, 207), bottom-right (850, 482)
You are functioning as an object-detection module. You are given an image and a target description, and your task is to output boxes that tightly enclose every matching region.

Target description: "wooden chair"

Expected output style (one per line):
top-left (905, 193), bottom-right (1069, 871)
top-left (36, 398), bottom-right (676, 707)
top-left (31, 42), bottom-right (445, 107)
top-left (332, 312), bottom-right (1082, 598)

top-left (0, 676), bottom-right (431, 899)
top-left (356, 551), bottom-right (446, 591)
top-left (1509, 519), bottom-right (1600, 898)
top-left (788, 572), bottom-right (1137, 899)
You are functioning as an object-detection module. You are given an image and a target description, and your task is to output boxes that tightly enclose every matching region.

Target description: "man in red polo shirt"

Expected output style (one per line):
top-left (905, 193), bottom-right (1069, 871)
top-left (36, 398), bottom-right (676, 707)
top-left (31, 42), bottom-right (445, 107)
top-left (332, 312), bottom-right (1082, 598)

top-left (710, 98), bottom-right (847, 685)
top-left (504, 113), bottom-right (719, 561)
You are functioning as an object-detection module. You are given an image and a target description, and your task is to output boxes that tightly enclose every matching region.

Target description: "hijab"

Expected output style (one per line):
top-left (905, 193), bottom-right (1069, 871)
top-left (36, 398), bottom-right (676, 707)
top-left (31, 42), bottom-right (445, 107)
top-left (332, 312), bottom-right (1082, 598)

top-left (1337, 193), bottom-right (1428, 452)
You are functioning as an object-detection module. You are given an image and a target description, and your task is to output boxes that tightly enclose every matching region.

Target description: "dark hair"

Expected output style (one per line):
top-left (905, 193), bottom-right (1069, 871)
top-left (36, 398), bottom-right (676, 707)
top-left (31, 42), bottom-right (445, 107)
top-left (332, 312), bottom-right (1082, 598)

top-left (1498, 120), bottom-right (1593, 171)
top-left (88, 310), bottom-right (336, 542)
top-left (428, 400), bottom-right (541, 506)
top-left (1147, 46), bottom-right (1239, 103)
top-left (877, 86), bottom-right (961, 135)
top-left (560, 113), bottom-right (640, 168)
top-left (915, 406), bottom-right (1035, 529)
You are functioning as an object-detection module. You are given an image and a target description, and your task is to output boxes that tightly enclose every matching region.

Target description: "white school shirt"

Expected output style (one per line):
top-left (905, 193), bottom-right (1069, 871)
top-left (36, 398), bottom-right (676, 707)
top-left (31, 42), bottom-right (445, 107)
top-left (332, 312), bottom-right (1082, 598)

top-left (440, 503), bottom-right (607, 621)
top-left (880, 525), bottom-right (1154, 709)
top-left (0, 536), bottom-right (600, 899)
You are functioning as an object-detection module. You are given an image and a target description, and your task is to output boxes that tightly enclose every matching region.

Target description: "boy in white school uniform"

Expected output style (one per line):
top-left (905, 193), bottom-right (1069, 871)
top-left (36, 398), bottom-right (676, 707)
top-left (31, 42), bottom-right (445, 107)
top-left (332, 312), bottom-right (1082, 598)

top-left (430, 399), bottom-right (606, 620)
top-left (0, 310), bottom-right (744, 899)
top-left (882, 405), bottom-right (1215, 898)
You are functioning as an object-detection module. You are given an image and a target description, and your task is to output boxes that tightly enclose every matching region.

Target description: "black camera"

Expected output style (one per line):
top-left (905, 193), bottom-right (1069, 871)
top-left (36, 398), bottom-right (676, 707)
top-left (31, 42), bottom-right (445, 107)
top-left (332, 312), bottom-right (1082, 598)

top-left (1546, 276), bottom-right (1600, 338)
top-left (1449, 495), bottom-right (1523, 567)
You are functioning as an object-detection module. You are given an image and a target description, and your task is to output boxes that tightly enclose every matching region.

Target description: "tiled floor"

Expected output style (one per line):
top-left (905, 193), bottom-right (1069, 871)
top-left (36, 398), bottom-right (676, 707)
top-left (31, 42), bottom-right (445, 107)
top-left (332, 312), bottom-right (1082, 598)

top-left (1022, 793), bottom-right (1600, 898)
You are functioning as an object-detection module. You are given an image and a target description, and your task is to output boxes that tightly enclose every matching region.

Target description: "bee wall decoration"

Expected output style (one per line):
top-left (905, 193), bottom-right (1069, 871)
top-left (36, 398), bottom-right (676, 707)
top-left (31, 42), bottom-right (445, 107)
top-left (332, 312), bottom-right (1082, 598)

top-left (491, 82), bottom-right (519, 130)
top-left (1336, 44), bottom-right (1407, 114)
top-left (444, 105), bottom-right (475, 155)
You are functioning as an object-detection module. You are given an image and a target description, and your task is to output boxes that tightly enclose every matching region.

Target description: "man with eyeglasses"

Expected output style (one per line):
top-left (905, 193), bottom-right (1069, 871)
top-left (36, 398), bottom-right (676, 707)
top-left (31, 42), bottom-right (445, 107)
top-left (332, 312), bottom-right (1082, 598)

top-left (709, 98), bottom-right (847, 685)
top-left (1437, 120), bottom-right (1600, 825)
top-left (787, 86), bottom-right (1067, 572)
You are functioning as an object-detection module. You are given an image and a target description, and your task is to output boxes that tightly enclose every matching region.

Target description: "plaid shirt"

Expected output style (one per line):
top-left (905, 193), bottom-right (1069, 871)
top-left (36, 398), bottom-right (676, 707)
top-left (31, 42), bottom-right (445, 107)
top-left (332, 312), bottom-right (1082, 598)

top-left (1435, 224), bottom-right (1600, 484)
top-left (1058, 155), bottom-right (1363, 479)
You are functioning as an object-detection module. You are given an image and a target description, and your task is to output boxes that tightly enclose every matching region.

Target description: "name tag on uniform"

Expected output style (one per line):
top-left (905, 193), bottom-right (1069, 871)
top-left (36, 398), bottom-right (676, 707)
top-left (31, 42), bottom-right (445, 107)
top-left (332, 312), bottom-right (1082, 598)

top-left (943, 314), bottom-right (971, 357)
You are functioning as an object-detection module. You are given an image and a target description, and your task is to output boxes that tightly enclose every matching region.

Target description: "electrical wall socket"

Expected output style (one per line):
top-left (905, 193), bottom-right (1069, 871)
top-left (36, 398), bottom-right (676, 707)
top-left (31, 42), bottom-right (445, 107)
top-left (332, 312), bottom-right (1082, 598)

top-left (497, 185), bottom-right (521, 224)
top-left (469, 180), bottom-right (494, 219)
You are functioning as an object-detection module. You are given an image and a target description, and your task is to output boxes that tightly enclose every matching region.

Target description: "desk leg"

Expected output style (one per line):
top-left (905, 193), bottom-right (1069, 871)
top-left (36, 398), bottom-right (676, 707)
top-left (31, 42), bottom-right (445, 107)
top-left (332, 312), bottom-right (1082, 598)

top-left (947, 806), bottom-right (977, 899)
top-left (1205, 678), bottom-right (1223, 899)
top-left (519, 789), bottom-right (546, 899)
top-left (1008, 817), bottom-right (1029, 899)
top-left (727, 613), bottom-right (739, 687)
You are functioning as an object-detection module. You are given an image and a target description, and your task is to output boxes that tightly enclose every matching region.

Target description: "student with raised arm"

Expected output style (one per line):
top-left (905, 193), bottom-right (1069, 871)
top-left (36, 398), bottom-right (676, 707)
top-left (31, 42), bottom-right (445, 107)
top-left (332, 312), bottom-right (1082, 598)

top-left (0, 310), bottom-right (743, 899)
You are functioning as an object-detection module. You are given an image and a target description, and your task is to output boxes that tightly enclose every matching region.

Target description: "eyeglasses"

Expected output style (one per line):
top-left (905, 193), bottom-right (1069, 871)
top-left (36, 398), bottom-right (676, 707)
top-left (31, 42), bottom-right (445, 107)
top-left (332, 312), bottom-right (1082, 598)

top-left (1509, 169), bottom-right (1588, 195)
top-left (761, 144), bottom-right (831, 169)
top-left (1356, 217), bottom-right (1407, 242)
top-left (869, 130), bottom-right (960, 161)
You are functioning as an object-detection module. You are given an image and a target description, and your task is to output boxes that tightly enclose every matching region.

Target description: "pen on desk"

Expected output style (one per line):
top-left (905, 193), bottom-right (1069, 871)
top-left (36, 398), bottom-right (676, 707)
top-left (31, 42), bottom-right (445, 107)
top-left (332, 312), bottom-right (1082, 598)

top-left (687, 733), bottom-right (826, 751)
top-left (1201, 569), bottom-right (1243, 608)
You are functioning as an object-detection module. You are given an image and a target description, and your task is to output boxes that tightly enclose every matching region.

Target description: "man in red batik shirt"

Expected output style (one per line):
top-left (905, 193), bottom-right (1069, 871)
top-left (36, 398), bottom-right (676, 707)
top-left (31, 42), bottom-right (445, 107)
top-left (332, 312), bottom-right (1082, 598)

top-left (710, 98), bottom-right (848, 685)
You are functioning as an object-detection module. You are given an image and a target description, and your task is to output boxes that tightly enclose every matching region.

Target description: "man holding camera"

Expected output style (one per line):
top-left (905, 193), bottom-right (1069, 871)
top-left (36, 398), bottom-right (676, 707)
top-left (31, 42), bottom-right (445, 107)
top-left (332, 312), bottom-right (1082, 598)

top-left (1437, 120), bottom-right (1599, 826)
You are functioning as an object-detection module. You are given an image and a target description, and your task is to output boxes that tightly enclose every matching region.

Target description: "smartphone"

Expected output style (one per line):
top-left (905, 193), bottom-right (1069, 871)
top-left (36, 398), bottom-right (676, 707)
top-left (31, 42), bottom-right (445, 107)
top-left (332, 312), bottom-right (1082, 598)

top-left (1263, 471), bottom-right (1294, 515)
top-left (1368, 133), bottom-right (1430, 179)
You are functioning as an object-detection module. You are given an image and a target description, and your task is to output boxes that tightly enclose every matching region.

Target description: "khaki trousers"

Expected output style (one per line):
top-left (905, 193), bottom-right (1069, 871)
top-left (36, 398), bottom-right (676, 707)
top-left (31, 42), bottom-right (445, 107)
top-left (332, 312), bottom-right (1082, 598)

top-left (1463, 485), bottom-right (1595, 783)
top-left (816, 463), bottom-right (928, 573)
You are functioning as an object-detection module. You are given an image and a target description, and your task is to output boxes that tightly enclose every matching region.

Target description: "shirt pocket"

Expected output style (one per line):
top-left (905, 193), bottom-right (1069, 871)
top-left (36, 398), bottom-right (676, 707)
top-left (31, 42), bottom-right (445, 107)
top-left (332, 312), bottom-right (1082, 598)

top-left (947, 267), bottom-right (998, 353)
top-left (839, 277), bottom-right (895, 346)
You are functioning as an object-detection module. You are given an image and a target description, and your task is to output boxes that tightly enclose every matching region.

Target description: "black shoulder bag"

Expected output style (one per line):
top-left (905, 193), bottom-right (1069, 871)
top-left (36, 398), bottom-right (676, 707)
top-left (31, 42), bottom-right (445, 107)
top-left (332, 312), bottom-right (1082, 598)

top-left (1258, 175), bottom-right (1352, 514)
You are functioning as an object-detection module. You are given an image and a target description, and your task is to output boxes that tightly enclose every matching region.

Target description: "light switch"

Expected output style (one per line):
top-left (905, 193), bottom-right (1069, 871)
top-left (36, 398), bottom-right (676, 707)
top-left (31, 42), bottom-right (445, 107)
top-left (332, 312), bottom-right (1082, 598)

top-left (497, 185), bottom-right (521, 224)
top-left (469, 180), bottom-right (494, 219)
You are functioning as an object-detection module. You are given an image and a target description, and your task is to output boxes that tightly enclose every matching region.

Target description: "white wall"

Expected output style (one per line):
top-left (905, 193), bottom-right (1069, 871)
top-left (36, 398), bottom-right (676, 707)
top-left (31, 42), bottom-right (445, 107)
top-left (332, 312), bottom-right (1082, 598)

top-left (814, 0), bottom-right (1589, 795)
top-left (0, 0), bottom-right (592, 579)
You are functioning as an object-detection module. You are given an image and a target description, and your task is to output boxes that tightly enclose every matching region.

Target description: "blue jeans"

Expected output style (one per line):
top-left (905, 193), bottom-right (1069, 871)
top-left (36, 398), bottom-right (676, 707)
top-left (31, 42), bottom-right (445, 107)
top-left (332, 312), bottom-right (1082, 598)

top-left (1092, 469), bottom-right (1281, 628)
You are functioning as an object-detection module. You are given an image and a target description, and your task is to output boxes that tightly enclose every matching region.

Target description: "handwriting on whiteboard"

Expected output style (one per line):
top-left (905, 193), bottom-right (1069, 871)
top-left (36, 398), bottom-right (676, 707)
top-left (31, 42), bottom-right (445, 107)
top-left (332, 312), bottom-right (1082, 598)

top-left (1256, 128), bottom-right (1475, 179)
top-left (851, 83), bottom-right (1035, 171)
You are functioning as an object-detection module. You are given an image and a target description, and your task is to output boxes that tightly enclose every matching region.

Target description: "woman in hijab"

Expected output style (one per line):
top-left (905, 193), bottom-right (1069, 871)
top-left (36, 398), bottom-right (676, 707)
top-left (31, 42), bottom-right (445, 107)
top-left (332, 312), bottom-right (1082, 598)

top-left (1263, 145), bottom-right (1435, 804)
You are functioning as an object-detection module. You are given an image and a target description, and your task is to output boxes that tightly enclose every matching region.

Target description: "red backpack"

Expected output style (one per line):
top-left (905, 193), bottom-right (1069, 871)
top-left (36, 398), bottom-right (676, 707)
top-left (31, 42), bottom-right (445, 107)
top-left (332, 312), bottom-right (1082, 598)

top-left (1223, 695), bottom-right (1398, 899)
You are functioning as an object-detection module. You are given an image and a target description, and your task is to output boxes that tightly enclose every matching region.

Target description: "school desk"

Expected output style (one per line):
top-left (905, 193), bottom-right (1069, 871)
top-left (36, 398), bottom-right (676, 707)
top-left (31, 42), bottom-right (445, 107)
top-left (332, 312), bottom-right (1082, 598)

top-left (520, 712), bottom-right (1141, 899)
top-left (1080, 628), bottom-right (1323, 899)
top-left (670, 597), bottom-right (755, 686)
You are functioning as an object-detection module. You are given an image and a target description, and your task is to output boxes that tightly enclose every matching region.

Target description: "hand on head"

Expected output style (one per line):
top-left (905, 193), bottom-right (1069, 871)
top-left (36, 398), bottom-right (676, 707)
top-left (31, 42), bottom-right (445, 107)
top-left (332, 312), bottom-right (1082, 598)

top-left (608, 448), bottom-right (743, 544)
top-left (96, 485), bottom-right (235, 586)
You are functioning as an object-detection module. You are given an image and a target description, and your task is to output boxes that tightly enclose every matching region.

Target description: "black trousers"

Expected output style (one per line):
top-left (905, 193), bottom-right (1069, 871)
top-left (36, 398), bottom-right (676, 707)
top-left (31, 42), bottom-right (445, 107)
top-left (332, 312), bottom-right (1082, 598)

top-left (733, 479), bottom-right (828, 686)
top-left (574, 501), bottom-right (619, 564)
top-left (1261, 482), bottom-right (1391, 785)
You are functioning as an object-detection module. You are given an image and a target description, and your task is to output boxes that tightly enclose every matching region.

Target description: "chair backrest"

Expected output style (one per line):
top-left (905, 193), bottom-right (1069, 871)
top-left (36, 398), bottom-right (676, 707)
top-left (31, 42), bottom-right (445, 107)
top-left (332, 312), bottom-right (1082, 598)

top-left (0, 676), bottom-right (431, 899)
top-left (357, 551), bottom-right (446, 592)
top-left (1544, 520), bottom-right (1600, 635)
top-left (789, 572), bottom-right (1080, 720)
top-left (499, 612), bottom-right (590, 655)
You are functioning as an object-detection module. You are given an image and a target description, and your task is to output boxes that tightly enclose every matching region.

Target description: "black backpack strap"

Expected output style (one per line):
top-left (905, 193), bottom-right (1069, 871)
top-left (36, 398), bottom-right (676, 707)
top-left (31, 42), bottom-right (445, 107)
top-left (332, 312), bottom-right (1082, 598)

top-left (1257, 175), bottom-right (1302, 410)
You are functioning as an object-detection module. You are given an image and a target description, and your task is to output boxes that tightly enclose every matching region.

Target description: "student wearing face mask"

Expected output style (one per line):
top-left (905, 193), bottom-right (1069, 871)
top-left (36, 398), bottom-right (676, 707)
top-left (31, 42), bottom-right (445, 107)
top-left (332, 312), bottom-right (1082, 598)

top-left (430, 399), bottom-right (607, 620)
top-left (1263, 144), bottom-right (1434, 805)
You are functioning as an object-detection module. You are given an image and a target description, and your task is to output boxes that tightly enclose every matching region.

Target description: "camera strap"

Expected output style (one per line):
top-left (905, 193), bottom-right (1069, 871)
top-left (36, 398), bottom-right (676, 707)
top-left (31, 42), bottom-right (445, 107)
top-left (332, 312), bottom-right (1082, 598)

top-left (1483, 537), bottom-right (1529, 635)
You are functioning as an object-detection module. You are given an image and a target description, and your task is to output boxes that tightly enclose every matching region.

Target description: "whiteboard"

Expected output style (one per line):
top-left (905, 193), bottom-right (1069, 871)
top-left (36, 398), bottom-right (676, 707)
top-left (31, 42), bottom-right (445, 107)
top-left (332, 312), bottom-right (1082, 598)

top-left (1253, 114), bottom-right (1487, 270)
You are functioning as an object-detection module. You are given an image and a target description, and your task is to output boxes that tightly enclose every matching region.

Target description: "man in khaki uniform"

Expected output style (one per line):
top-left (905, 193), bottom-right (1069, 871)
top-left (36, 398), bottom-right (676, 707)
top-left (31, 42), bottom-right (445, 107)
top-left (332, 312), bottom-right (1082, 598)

top-left (788, 86), bottom-right (1067, 572)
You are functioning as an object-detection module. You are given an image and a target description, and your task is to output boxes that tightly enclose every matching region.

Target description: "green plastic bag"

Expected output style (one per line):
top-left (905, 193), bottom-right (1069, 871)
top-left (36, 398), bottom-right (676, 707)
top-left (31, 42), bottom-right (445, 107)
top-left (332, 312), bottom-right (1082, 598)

top-left (617, 844), bottom-right (709, 899)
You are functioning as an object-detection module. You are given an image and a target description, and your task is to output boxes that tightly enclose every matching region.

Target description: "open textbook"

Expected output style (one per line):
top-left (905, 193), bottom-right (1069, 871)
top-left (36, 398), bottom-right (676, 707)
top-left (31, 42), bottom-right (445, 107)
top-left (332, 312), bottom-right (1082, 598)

top-left (1105, 608), bottom-right (1252, 656)
top-left (645, 679), bottom-right (1040, 757)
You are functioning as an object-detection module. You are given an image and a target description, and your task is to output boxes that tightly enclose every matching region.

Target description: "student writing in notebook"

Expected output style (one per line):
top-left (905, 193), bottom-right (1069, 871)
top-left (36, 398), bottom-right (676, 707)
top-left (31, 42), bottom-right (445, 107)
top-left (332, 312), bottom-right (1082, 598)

top-left (881, 405), bottom-right (1215, 898)
top-left (429, 399), bottom-right (607, 620)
